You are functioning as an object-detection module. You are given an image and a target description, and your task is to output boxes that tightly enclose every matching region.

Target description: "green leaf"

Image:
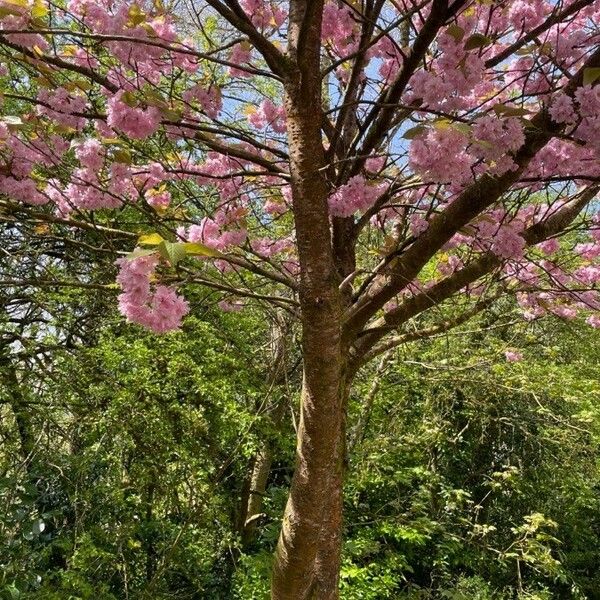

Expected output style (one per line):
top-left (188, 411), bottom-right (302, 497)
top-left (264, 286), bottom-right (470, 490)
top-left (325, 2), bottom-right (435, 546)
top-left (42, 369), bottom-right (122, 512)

top-left (161, 107), bottom-right (183, 121)
top-left (31, 0), bottom-right (48, 19)
top-left (158, 241), bottom-right (186, 267)
top-left (492, 104), bottom-right (532, 117)
top-left (182, 242), bottom-right (222, 258)
top-left (446, 24), bottom-right (465, 42)
top-left (0, 5), bottom-right (24, 17)
top-left (113, 149), bottom-right (132, 164)
top-left (583, 67), bottom-right (600, 86)
top-left (120, 90), bottom-right (138, 107)
top-left (138, 233), bottom-right (164, 246)
top-left (516, 45), bottom-right (535, 56)
top-left (402, 125), bottom-right (427, 139)
top-left (464, 33), bottom-right (492, 51)
top-left (451, 122), bottom-right (472, 135)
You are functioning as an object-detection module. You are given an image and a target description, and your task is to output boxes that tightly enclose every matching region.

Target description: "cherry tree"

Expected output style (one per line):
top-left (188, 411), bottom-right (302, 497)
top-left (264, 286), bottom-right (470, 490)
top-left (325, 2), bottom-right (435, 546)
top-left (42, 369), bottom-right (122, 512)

top-left (1, 0), bottom-right (600, 596)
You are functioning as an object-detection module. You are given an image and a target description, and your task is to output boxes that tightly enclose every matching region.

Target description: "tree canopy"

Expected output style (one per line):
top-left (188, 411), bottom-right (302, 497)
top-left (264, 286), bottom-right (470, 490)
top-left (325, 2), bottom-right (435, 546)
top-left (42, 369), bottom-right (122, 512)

top-left (1, 0), bottom-right (600, 597)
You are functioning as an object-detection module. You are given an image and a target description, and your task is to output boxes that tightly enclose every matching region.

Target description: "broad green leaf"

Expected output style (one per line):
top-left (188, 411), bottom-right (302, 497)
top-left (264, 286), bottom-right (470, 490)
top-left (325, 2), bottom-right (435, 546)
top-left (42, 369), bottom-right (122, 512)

top-left (446, 24), bottom-right (464, 42)
top-left (127, 3), bottom-right (146, 26)
top-left (492, 104), bottom-right (532, 117)
top-left (583, 67), bottom-right (600, 86)
top-left (464, 33), bottom-right (492, 51)
top-left (0, 5), bottom-right (24, 17)
top-left (402, 125), bottom-right (427, 139)
top-left (121, 90), bottom-right (138, 107)
top-left (138, 233), bottom-right (164, 246)
top-left (31, 0), bottom-right (48, 19)
top-left (451, 122), bottom-right (471, 135)
top-left (113, 148), bottom-right (132, 164)
top-left (182, 242), bottom-right (222, 257)
top-left (158, 240), bottom-right (186, 267)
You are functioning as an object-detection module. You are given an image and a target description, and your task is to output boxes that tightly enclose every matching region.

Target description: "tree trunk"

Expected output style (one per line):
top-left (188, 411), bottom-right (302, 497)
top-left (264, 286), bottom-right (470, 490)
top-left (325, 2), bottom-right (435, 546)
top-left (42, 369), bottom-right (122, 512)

top-left (271, 3), bottom-right (348, 596)
top-left (271, 373), bottom-right (349, 600)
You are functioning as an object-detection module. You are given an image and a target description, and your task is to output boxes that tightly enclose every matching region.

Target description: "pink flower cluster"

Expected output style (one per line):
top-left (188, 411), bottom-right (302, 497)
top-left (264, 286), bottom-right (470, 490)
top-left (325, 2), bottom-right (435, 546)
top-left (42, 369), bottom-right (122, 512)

top-left (473, 212), bottom-right (526, 260)
top-left (247, 99), bottom-right (286, 134)
top-left (229, 44), bottom-right (253, 77)
top-left (321, 2), bottom-right (357, 55)
top-left (37, 88), bottom-right (88, 130)
top-left (409, 32), bottom-right (485, 111)
top-left (183, 217), bottom-right (247, 251)
top-left (472, 115), bottom-right (525, 174)
top-left (116, 254), bottom-right (189, 333)
top-left (0, 129), bottom-right (69, 205)
top-left (146, 189), bottom-right (171, 210)
top-left (182, 84), bottom-right (222, 120)
top-left (507, 0), bottom-right (549, 30)
top-left (240, 0), bottom-right (286, 30)
top-left (548, 87), bottom-right (600, 151)
top-left (409, 127), bottom-right (472, 185)
top-left (328, 175), bottom-right (383, 217)
top-left (505, 350), bottom-right (523, 362)
top-left (107, 91), bottom-right (162, 139)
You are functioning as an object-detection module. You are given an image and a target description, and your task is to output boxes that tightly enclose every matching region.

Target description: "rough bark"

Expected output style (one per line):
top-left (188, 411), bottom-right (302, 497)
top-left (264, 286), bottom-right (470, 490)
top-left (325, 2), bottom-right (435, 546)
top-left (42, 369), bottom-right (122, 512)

top-left (271, 2), bottom-right (347, 597)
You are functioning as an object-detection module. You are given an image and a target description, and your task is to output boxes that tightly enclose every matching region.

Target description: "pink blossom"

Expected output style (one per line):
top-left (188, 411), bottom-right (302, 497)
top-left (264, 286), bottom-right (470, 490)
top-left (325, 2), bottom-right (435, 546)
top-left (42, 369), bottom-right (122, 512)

top-left (146, 190), bottom-right (171, 209)
top-left (116, 254), bottom-right (189, 333)
top-left (37, 88), bottom-right (88, 130)
top-left (409, 128), bottom-right (473, 184)
top-left (107, 91), bottom-right (161, 139)
top-left (75, 139), bottom-right (105, 171)
top-left (365, 156), bottom-right (386, 173)
top-left (182, 84), bottom-right (222, 119)
top-left (537, 238), bottom-right (560, 255)
top-left (549, 94), bottom-right (577, 125)
top-left (328, 176), bottom-right (383, 217)
top-left (240, 0), bottom-right (286, 30)
top-left (410, 214), bottom-right (429, 237)
top-left (247, 99), bottom-right (286, 134)
top-left (229, 44), bottom-right (253, 77)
